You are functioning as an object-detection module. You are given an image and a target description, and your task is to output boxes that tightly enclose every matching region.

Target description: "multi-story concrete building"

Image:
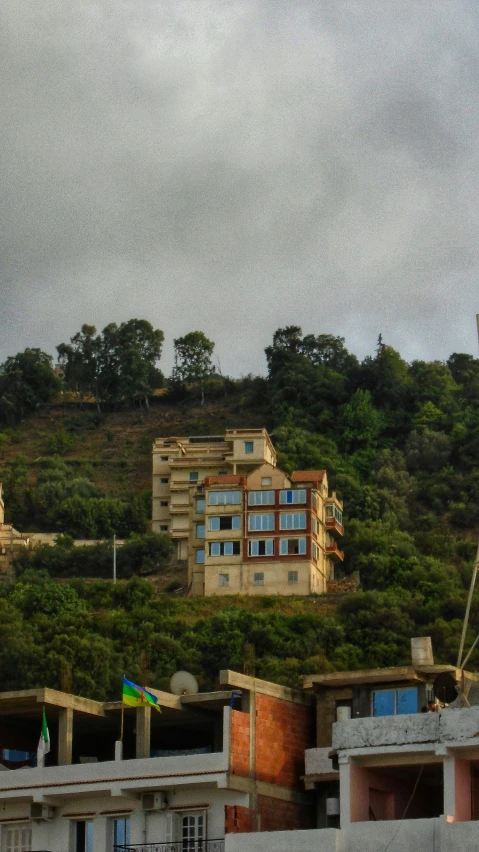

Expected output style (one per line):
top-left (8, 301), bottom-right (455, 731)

top-left (152, 429), bottom-right (344, 597)
top-left (0, 671), bottom-right (314, 851)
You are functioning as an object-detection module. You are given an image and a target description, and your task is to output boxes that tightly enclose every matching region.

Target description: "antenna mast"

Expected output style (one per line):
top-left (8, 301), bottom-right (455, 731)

top-left (456, 315), bottom-right (479, 668)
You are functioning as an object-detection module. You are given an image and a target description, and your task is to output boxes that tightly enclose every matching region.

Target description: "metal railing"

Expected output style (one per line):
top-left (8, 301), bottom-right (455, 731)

top-left (114, 842), bottom-right (224, 852)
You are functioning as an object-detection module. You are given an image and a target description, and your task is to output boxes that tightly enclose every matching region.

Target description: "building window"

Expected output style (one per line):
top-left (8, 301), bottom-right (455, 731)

top-left (196, 498), bottom-right (205, 513)
top-left (196, 549), bottom-right (205, 564)
top-left (326, 504), bottom-right (343, 525)
top-left (160, 478), bottom-right (169, 484)
top-left (253, 572), bottom-right (264, 585)
top-left (372, 687), bottom-right (418, 717)
top-left (312, 542), bottom-right (319, 559)
top-left (244, 441), bottom-right (254, 453)
top-left (75, 820), bottom-right (93, 852)
top-left (209, 541), bottom-right (240, 556)
top-left (280, 489), bottom-right (307, 504)
top-left (312, 517), bottom-right (319, 535)
top-left (196, 524), bottom-right (205, 539)
top-left (249, 539), bottom-right (274, 557)
top-left (288, 571), bottom-right (299, 584)
top-left (219, 470), bottom-right (228, 475)
top-left (113, 818), bottom-right (130, 847)
top-left (248, 490), bottom-right (275, 506)
top-left (280, 512), bottom-right (306, 530)
top-left (181, 813), bottom-right (205, 849)
top-left (248, 513), bottom-right (275, 531)
top-left (159, 525), bottom-right (168, 532)
top-left (280, 537), bottom-right (307, 555)
top-left (2, 825), bottom-right (32, 852)
top-left (261, 477), bottom-right (272, 486)
top-left (219, 573), bottom-right (229, 587)
top-left (209, 490), bottom-right (242, 506)
top-left (160, 500), bottom-right (168, 507)
top-left (209, 515), bottom-right (241, 531)
top-left (160, 455), bottom-right (169, 461)
top-left (189, 471), bottom-right (199, 482)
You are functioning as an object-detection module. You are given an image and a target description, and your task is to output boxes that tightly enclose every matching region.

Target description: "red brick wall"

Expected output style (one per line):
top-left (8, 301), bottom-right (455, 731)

top-left (255, 694), bottom-right (314, 787)
top-left (230, 709), bottom-right (250, 777)
top-left (258, 795), bottom-right (315, 831)
top-left (225, 805), bottom-right (255, 834)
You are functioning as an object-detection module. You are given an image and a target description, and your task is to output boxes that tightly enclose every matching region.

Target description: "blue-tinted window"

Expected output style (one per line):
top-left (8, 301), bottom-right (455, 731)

top-left (279, 512), bottom-right (306, 530)
top-left (372, 687), bottom-right (418, 717)
top-left (248, 513), bottom-right (275, 531)
top-left (196, 524), bottom-right (205, 539)
top-left (196, 498), bottom-right (205, 513)
top-left (373, 690), bottom-right (396, 717)
top-left (397, 688), bottom-right (418, 715)
top-left (248, 490), bottom-right (275, 506)
top-left (114, 817), bottom-right (130, 846)
top-left (280, 489), bottom-right (306, 504)
top-left (209, 490), bottom-right (242, 505)
top-left (244, 441), bottom-right (254, 453)
top-left (190, 471), bottom-right (199, 482)
top-left (196, 549), bottom-right (205, 564)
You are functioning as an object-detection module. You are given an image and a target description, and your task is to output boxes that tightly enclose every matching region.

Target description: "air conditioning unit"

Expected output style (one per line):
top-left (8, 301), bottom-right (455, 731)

top-left (141, 792), bottom-right (167, 811)
top-left (30, 803), bottom-right (55, 822)
top-left (326, 797), bottom-right (340, 817)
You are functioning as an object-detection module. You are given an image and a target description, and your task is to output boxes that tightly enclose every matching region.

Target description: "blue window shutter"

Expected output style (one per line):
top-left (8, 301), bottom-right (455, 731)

top-left (397, 688), bottom-right (418, 715)
top-left (373, 690), bottom-right (396, 717)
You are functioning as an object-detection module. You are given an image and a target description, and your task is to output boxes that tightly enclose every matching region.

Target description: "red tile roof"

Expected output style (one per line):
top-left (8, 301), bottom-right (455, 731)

top-left (204, 475), bottom-right (247, 486)
top-left (291, 470), bottom-right (326, 483)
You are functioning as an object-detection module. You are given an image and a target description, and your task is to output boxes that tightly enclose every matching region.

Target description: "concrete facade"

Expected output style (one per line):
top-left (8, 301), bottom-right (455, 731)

top-left (0, 671), bottom-right (316, 850)
top-left (152, 429), bottom-right (344, 596)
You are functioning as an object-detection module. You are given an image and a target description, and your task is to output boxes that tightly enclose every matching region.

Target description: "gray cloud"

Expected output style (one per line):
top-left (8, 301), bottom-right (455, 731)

top-left (1, 0), bottom-right (478, 377)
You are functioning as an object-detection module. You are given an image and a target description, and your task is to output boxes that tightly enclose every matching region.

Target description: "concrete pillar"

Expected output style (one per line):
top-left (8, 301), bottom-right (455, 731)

top-left (58, 707), bottom-right (73, 766)
top-left (339, 756), bottom-right (351, 827)
top-left (136, 705), bottom-right (151, 759)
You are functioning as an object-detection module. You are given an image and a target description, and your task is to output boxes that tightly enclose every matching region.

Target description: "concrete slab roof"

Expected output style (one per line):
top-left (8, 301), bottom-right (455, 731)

top-left (0, 688), bottom-right (105, 717)
top-left (303, 664), bottom-right (479, 690)
top-left (220, 670), bottom-right (314, 706)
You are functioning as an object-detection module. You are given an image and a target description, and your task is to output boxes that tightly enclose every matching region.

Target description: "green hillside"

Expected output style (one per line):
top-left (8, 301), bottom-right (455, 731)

top-left (1, 326), bottom-right (479, 698)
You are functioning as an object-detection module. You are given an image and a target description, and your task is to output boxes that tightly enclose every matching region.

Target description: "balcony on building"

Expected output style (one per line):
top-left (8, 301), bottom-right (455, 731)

top-left (0, 687), bottom-right (236, 804)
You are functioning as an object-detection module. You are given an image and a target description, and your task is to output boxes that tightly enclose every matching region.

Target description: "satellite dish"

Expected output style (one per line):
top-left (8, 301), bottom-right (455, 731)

top-left (170, 671), bottom-right (199, 696)
top-left (433, 673), bottom-right (458, 704)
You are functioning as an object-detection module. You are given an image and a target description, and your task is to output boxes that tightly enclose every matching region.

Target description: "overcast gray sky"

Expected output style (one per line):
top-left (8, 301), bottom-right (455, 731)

top-left (1, 1), bottom-right (478, 376)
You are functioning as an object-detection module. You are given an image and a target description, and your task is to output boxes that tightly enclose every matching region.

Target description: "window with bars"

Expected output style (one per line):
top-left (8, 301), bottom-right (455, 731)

top-left (2, 825), bottom-right (32, 852)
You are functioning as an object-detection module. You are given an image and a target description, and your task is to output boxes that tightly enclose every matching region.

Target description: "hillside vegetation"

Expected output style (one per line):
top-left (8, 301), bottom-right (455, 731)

top-left (1, 325), bottom-right (479, 698)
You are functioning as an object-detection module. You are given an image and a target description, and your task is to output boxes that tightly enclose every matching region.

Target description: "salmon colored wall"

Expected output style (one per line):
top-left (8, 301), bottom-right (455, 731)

top-left (258, 795), bottom-right (315, 831)
top-left (225, 805), bottom-right (255, 834)
top-left (255, 694), bottom-right (314, 788)
top-left (455, 759), bottom-right (471, 822)
top-left (230, 709), bottom-right (250, 777)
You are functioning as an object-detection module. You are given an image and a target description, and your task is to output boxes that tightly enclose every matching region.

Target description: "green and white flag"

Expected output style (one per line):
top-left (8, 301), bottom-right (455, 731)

top-left (37, 708), bottom-right (50, 768)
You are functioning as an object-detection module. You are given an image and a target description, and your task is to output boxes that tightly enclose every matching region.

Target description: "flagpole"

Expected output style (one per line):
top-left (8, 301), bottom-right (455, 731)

top-left (120, 702), bottom-right (124, 742)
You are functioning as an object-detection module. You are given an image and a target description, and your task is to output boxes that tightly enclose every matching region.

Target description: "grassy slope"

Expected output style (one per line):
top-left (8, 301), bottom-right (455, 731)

top-left (2, 394), bottom-right (269, 500)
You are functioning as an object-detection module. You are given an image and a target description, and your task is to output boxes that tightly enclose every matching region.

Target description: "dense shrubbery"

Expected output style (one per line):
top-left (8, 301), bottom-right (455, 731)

top-left (2, 326), bottom-right (479, 695)
top-left (13, 533), bottom-right (173, 580)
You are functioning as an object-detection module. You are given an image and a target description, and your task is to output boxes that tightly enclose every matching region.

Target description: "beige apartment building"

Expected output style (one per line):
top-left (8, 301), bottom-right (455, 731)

top-left (152, 429), bottom-right (344, 597)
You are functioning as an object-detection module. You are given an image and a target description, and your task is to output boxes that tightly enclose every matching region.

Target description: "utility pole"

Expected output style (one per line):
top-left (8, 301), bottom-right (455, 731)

top-left (113, 534), bottom-right (117, 584)
top-left (457, 315), bottom-right (479, 669)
